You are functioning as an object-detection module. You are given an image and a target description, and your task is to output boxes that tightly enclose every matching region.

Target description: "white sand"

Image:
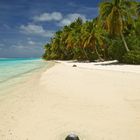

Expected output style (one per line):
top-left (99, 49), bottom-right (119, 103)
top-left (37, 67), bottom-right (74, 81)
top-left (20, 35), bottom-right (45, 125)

top-left (0, 62), bottom-right (140, 140)
top-left (58, 60), bottom-right (140, 74)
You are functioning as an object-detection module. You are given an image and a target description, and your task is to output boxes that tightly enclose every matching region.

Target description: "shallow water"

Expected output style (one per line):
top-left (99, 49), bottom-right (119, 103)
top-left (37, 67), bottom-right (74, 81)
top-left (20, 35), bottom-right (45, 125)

top-left (0, 58), bottom-right (47, 94)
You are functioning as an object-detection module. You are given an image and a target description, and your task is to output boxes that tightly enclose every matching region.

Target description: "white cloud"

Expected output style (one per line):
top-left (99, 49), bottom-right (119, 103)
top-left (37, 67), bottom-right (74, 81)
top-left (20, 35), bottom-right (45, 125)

top-left (33, 12), bottom-right (63, 22)
top-left (20, 24), bottom-right (54, 37)
top-left (27, 38), bottom-right (37, 44)
top-left (28, 40), bottom-right (36, 45)
top-left (32, 12), bottom-right (87, 26)
top-left (59, 13), bottom-right (87, 26)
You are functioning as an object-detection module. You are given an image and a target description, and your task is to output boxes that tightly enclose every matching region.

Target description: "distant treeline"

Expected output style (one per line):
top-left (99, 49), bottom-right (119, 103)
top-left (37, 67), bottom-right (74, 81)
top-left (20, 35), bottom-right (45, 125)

top-left (43, 0), bottom-right (140, 64)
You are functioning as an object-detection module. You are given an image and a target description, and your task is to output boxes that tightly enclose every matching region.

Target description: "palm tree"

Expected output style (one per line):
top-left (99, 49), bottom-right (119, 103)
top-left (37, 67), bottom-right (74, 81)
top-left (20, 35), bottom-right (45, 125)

top-left (50, 30), bottom-right (66, 59)
top-left (42, 43), bottom-right (51, 59)
top-left (81, 20), bottom-right (106, 61)
top-left (62, 18), bottom-right (88, 60)
top-left (99, 0), bottom-right (134, 52)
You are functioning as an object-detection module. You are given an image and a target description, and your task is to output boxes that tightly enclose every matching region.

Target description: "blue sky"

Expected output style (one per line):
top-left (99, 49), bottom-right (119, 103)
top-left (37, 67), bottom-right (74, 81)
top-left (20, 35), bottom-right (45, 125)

top-left (1, 0), bottom-right (128, 57)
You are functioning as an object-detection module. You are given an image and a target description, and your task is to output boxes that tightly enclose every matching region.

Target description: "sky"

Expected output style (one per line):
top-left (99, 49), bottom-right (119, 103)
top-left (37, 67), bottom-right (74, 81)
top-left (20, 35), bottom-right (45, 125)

top-left (0, 0), bottom-right (140, 58)
top-left (0, 0), bottom-right (105, 57)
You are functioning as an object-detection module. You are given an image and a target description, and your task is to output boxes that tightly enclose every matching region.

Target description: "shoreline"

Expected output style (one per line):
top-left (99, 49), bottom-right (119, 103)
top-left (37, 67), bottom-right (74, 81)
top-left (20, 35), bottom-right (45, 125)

top-left (0, 61), bottom-right (55, 99)
top-left (0, 62), bottom-right (140, 140)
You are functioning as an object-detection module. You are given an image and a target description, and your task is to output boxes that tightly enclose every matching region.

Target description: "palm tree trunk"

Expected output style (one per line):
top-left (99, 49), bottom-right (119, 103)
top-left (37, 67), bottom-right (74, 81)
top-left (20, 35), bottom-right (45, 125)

top-left (121, 33), bottom-right (130, 52)
top-left (95, 46), bottom-right (104, 61)
top-left (82, 48), bottom-right (89, 59)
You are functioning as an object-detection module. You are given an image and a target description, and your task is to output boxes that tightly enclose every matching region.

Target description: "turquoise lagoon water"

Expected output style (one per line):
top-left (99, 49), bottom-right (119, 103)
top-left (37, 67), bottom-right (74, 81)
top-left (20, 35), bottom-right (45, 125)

top-left (0, 58), bottom-right (47, 93)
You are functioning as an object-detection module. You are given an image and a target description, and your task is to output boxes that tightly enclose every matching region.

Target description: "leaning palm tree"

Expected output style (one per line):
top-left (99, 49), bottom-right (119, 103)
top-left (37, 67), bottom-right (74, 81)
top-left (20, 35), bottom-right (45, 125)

top-left (81, 20), bottom-right (106, 61)
top-left (99, 0), bottom-right (134, 52)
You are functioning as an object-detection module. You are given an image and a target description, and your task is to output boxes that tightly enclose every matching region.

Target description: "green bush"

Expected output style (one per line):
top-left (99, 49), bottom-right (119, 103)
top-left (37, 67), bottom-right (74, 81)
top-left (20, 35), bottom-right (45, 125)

top-left (126, 36), bottom-right (140, 51)
top-left (108, 38), bottom-right (126, 62)
top-left (123, 50), bottom-right (140, 64)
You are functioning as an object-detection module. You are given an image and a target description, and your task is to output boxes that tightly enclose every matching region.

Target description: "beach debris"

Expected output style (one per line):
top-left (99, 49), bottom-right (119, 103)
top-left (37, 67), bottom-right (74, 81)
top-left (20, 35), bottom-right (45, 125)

top-left (65, 133), bottom-right (80, 140)
top-left (72, 64), bottom-right (77, 67)
top-left (94, 60), bottom-right (119, 65)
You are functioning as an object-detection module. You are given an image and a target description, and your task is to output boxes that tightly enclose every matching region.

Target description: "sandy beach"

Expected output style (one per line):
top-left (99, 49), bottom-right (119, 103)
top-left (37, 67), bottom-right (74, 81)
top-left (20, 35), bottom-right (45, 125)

top-left (0, 62), bottom-right (140, 140)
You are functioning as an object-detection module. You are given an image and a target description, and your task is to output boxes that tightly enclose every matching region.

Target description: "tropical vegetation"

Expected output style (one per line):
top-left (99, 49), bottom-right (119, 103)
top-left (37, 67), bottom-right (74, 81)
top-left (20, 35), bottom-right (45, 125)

top-left (43, 0), bottom-right (140, 64)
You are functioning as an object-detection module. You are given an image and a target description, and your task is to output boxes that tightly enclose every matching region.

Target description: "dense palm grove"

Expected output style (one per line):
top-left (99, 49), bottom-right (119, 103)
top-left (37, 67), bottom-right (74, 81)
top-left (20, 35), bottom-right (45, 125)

top-left (43, 0), bottom-right (140, 64)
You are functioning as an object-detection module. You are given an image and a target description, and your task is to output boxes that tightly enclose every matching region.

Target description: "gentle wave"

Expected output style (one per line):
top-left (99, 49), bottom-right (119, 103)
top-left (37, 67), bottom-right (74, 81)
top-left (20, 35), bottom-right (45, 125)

top-left (0, 58), bottom-right (46, 83)
top-left (0, 65), bottom-right (44, 83)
